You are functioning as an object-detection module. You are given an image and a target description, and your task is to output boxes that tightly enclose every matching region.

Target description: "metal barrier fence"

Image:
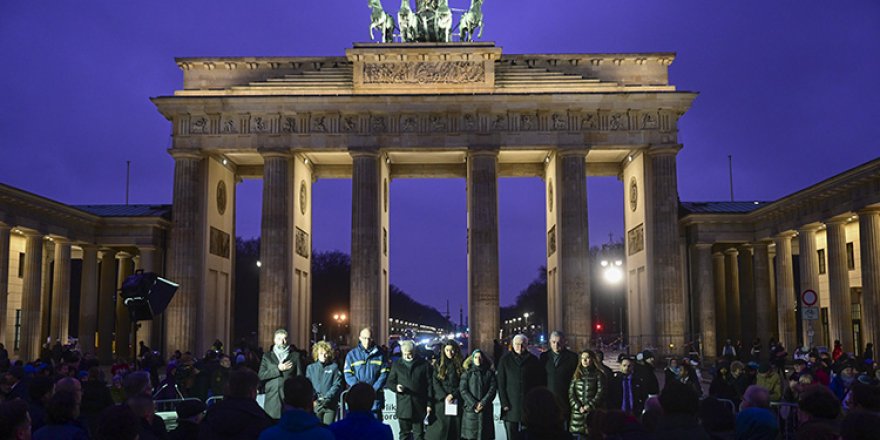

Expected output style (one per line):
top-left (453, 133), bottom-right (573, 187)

top-left (770, 401), bottom-right (800, 440)
top-left (154, 397), bottom-right (204, 431)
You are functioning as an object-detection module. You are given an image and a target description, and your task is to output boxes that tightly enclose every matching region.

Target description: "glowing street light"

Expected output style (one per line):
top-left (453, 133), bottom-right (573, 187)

top-left (601, 260), bottom-right (624, 284)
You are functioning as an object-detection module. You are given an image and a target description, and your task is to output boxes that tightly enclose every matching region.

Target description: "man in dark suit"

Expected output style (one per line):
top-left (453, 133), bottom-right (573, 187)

top-left (497, 334), bottom-right (544, 440)
top-left (607, 357), bottom-right (646, 416)
top-left (258, 328), bottom-right (305, 419)
top-left (538, 331), bottom-right (578, 419)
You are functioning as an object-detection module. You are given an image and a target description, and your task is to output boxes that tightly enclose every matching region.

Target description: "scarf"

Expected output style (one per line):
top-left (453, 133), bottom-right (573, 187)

top-left (273, 344), bottom-right (290, 363)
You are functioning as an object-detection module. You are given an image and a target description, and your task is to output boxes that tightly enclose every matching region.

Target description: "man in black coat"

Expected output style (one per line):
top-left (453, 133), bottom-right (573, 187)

top-left (538, 331), bottom-right (578, 420)
top-left (199, 368), bottom-right (274, 440)
top-left (258, 328), bottom-right (305, 419)
top-left (497, 334), bottom-right (544, 440)
top-left (387, 340), bottom-right (433, 440)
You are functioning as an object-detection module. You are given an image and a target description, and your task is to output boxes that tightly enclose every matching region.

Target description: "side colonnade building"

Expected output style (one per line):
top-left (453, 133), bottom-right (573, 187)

top-left (0, 183), bottom-right (170, 362)
top-left (683, 158), bottom-right (880, 358)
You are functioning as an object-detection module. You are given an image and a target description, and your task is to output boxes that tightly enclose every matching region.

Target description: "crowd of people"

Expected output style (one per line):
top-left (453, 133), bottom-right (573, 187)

top-left (0, 331), bottom-right (879, 440)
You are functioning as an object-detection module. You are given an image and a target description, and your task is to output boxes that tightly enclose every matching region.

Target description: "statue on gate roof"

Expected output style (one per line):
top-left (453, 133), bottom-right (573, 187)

top-left (370, 0), bottom-right (487, 43)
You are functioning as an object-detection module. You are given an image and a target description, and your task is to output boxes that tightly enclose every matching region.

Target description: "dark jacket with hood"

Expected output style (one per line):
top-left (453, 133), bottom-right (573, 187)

top-left (258, 408), bottom-right (335, 440)
top-left (459, 360), bottom-right (497, 440)
top-left (198, 397), bottom-right (274, 440)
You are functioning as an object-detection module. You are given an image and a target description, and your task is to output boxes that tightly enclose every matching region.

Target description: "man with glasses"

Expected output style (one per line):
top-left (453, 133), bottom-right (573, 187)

top-left (344, 327), bottom-right (390, 419)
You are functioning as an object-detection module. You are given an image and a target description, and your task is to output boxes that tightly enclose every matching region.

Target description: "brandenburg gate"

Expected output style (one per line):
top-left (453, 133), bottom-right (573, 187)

top-left (152, 42), bottom-right (696, 354)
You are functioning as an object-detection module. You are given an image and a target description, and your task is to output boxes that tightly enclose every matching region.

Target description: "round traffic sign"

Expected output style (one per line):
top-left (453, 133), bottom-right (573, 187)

top-left (802, 289), bottom-right (818, 306)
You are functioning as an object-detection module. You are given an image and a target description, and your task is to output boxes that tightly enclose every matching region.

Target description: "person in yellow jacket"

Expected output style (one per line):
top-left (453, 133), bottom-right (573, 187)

top-left (755, 363), bottom-right (782, 402)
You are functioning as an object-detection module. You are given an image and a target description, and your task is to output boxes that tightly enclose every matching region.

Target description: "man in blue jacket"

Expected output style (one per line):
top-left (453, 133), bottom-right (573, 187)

top-left (344, 327), bottom-right (389, 418)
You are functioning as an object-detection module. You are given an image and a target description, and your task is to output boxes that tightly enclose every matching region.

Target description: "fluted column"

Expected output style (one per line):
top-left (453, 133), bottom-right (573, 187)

top-left (798, 225), bottom-right (821, 346)
top-left (114, 252), bottom-right (134, 359)
top-left (693, 243), bottom-right (716, 358)
top-left (19, 232), bottom-right (44, 361)
top-left (724, 248), bottom-right (741, 342)
top-left (136, 246), bottom-right (157, 348)
top-left (78, 245), bottom-right (99, 355)
top-left (0, 223), bottom-right (10, 347)
top-left (97, 249), bottom-right (117, 363)
top-left (858, 208), bottom-right (880, 357)
top-left (556, 150), bottom-right (591, 350)
top-left (774, 233), bottom-right (797, 351)
top-left (49, 238), bottom-right (72, 343)
top-left (165, 151), bottom-right (206, 354)
top-left (647, 147), bottom-right (685, 352)
top-left (753, 242), bottom-right (774, 342)
top-left (350, 150), bottom-right (384, 343)
top-left (826, 216), bottom-right (854, 351)
top-left (739, 245), bottom-right (756, 347)
top-left (467, 150), bottom-right (500, 354)
top-left (712, 251), bottom-right (727, 344)
top-left (260, 151), bottom-right (293, 348)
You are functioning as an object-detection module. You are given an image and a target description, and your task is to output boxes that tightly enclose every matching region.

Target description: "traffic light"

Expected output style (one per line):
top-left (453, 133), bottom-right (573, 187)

top-left (595, 323), bottom-right (603, 332)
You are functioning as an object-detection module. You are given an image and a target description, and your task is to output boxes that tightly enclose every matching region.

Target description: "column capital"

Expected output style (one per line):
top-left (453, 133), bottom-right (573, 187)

top-left (467, 148), bottom-right (500, 158)
top-left (0, 222), bottom-right (9, 231)
top-left (773, 231), bottom-right (797, 240)
top-left (723, 247), bottom-right (739, 256)
top-left (738, 243), bottom-right (753, 253)
top-left (751, 241), bottom-right (772, 250)
top-left (798, 224), bottom-right (823, 234)
top-left (646, 144), bottom-right (682, 156)
top-left (116, 251), bottom-right (133, 259)
top-left (99, 248), bottom-right (117, 259)
top-left (856, 206), bottom-right (880, 216)
top-left (712, 251), bottom-right (725, 258)
top-left (49, 236), bottom-right (70, 245)
top-left (77, 243), bottom-right (98, 251)
top-left (259, 148), bottom-right (293, 159)
top-left (825, 214), bottom-right (853, 226)
top-left (693, 243), bottom-right (714, 250)
top-left (168, 149), bottom-right (205, 160)
top-left (556, 148), bottom-right (588, 158)
top-left (348, 148), bottom-right (380, 159)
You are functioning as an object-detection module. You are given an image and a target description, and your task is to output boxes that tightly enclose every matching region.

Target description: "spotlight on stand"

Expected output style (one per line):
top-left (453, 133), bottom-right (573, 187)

top-left (120, 270), bottom-right (179, 321)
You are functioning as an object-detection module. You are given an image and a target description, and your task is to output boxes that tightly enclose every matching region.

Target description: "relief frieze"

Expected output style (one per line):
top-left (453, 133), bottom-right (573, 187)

top-left (362, 61), bottom-right (486, 84)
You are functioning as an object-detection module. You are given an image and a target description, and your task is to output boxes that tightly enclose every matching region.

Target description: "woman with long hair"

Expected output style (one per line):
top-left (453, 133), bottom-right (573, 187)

top-left (460, 349), bottom-right (497, 440)
top-left (568, 350), bottom-right (606, 439)
top-left (428, 340), bottom-right (465, 440)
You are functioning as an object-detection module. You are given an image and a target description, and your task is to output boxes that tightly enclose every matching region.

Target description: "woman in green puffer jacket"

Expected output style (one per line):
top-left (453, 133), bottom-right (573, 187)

top-left (568, 350), bottom-right (606, 438)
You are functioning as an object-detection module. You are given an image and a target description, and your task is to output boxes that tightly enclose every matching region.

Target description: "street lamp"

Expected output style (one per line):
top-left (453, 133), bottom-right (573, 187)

top-left (333, 312), bottom-right (347, 345)
top-left (601, 259), bottom-right (625, 350)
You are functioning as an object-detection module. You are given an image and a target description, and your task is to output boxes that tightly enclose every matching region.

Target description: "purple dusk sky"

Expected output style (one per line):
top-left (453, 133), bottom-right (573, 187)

top-left (1, 1), bottom-right (878, 316)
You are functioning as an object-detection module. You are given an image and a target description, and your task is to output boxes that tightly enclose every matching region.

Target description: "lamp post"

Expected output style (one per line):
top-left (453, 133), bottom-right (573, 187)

top-left (333, 312), bottom-right (347, 345)
top-left (601, 259), bottom-right (625, 351)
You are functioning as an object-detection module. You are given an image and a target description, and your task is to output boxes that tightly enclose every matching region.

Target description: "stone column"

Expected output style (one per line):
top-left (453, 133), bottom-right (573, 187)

top-left (114, 252), bottom-right (134, 359)
top-left (774, 233), bottom-right (797, 351)
top-left (798, 225), bottom-right (821, 346)
top-left (19, 232), bottom-right (44, 361)
top-left (78, 245), bottom-right (99, 356)
top-left (712, 251), bottom-right (727, 345)
top-left (467, 150), bottom-right (500, 354)
top-left (260, 151), bottom-right (293, 348)
top-left (753, 242), bottom-right (774, 342)
top-left (724, 247), bottom-right (741, 342)
top-left (39, 243), bottom-right (52, 343)
top-left (739, 245), bottom-right (756, 347)
top-left (350, 150), bottom-right (383, 343)
top-left (646, 147), bottom-right (685, 352)
top-left (858, 208), bottom-right (880, 357)
top-left (0, 223), bottom-right (10, 347)
top-left (826, 216), bottom-right (854, 351)
top-left (49, 238), bottom-right (71, 344)
top-left (165, 151), bottom-right (206, 354)
top-left (693, 243), bottom-right (716, 358)
top-left (556, 150), bottom-right (591, 350)
top-left (136, 246), bottom-right (157, 349)
top-left (97, 249), bottom-right (117, 363)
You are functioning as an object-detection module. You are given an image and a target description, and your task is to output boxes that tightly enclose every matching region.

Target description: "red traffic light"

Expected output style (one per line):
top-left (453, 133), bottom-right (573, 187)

top-left (595, 323), bottom-right (603, 332)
